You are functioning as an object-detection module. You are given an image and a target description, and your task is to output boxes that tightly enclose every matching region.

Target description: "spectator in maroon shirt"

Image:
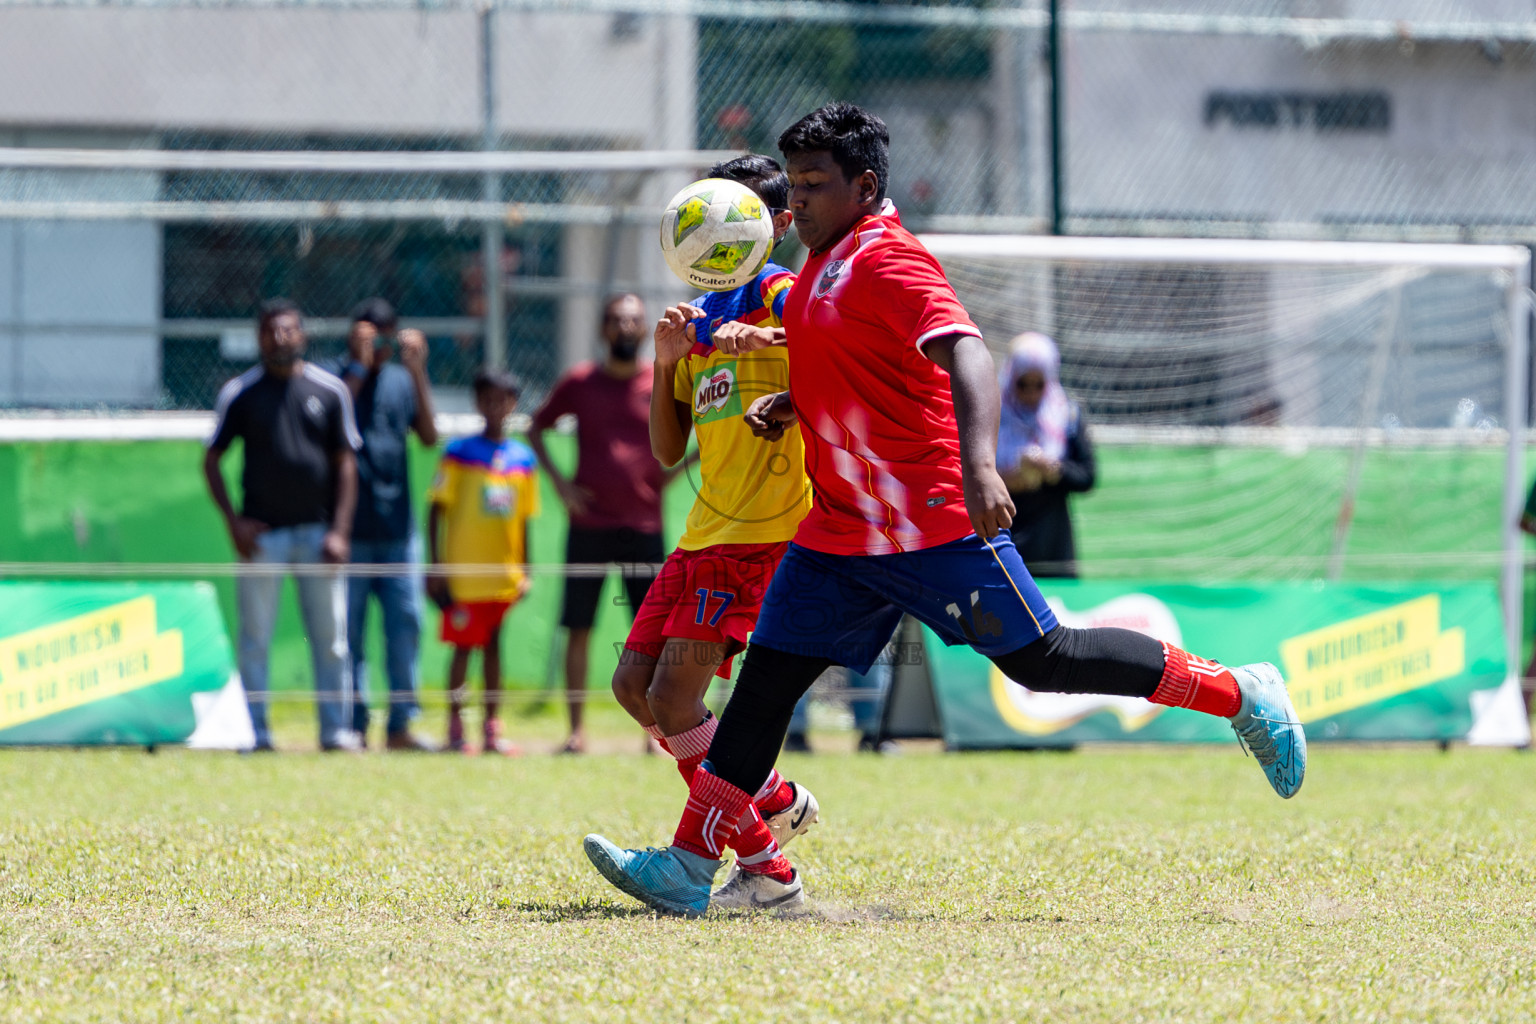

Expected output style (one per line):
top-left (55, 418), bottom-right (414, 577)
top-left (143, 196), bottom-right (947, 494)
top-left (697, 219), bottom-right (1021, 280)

top-left (529, 293), bottom-right (666, 753)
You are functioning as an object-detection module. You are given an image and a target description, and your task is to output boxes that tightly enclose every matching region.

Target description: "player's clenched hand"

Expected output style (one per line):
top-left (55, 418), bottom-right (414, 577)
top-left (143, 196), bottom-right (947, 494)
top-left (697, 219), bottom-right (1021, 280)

top-left (745, 391), bottom-right (796, 441)
top-left (654, 303), bottom-right (705, 365)
top-left (961, 465), bottom-right (1015, 539)
top-left (712, 321), bottom-right (777, 356)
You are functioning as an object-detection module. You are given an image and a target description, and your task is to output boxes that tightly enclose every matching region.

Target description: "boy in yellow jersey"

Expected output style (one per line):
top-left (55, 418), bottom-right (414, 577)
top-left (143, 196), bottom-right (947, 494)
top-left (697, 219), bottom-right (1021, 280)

top-left (609, 156), bottom-right (816, 911)
top-left (426, 368), bottom-right (537, 755)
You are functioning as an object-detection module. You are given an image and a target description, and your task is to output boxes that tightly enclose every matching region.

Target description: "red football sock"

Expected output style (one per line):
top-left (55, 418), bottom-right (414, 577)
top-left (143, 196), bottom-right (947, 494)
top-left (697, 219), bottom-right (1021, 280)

top-left (1150, 642), bottom-right (1242, 718)
top-left (663, 714), bottom-right (716, 786)
top-left (753, 768), bottom-right (796, 817)
top-left (673, 769), bottom-right (752, 860)
top-left (729, 804), bottom-right (795, 883)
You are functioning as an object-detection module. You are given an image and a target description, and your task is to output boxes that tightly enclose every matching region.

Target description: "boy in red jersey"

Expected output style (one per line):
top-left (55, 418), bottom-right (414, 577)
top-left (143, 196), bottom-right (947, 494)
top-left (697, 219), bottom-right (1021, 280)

top-left (584, 104), bottom-right (1307, 917)
top-left (609, 156), bottom-right (818, 912)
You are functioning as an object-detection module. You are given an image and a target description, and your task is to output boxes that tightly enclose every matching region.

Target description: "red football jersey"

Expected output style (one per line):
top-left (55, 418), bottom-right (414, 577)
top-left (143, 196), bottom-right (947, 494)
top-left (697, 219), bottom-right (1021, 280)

top-left (783, 201), bottom-right (982, 555)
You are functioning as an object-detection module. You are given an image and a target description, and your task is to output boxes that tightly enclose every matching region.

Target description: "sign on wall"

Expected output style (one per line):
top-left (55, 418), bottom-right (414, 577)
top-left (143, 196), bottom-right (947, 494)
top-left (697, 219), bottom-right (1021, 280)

top-left (890, 581), bottom-right (1528, 749)
top-left (0, 582), bottom-right (247, 747)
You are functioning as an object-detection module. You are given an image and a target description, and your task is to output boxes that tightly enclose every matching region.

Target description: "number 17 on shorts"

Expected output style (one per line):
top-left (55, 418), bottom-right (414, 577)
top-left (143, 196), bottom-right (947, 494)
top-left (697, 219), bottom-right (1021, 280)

top-left (695, 588), bottom-right (736, 627)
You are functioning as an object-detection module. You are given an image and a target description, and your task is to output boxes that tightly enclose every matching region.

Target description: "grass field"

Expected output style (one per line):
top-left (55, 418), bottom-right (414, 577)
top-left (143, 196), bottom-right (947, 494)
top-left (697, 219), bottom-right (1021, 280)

top-left (3, 711), bottom-right (1535, 1022)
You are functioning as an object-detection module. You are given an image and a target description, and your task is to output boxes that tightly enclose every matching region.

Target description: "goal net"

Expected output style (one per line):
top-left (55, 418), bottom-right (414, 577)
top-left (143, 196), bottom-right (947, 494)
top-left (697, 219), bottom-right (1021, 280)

top-left (921, 234), bottom-right (1531, 655)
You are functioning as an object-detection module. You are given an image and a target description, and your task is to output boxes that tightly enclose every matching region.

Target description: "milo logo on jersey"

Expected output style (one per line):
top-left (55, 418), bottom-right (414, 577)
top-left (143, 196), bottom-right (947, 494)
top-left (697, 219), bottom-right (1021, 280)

top-left (692, 361), bottom-right (742, 424)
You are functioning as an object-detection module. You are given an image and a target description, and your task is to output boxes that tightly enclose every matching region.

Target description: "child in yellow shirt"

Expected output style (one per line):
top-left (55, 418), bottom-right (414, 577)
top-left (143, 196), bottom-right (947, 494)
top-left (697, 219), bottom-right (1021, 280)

top-left (426, 368), bottom-right (538, 754)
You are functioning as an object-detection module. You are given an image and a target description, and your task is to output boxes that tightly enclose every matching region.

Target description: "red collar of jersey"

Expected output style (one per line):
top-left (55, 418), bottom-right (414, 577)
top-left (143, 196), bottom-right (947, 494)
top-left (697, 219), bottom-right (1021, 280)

top-left (809, 199), bottom-right (901, 257)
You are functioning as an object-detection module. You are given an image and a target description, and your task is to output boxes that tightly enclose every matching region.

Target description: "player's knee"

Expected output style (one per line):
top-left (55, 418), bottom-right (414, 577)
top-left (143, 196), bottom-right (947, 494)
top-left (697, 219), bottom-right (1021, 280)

top-left (610, 659), bottom-right (652, 710)
top-left (644, 666), bottom-right (703, 720)
top-left (644, 683), bottom-right (686, 723)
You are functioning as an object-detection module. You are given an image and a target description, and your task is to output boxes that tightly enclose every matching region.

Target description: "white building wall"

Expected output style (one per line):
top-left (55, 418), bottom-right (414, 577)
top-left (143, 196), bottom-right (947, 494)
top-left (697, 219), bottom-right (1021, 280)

top-left (1067, 30), bottom-right (1536, 227)
top-left (0, 7), bottom-right (689, 404)
top-left (0, 130), bottom-right (162, 405)
top-left (0, 8), bottom-right (675, 140)
top-left (0, 9), bottom-right (483, 136)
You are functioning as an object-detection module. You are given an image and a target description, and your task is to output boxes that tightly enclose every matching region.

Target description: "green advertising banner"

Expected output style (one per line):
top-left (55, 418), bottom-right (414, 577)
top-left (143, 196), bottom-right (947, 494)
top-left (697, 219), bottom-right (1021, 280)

top-left (0, 582), bottom-right (245, 747)
top-left (919, 581), bottom-right (1527, 748)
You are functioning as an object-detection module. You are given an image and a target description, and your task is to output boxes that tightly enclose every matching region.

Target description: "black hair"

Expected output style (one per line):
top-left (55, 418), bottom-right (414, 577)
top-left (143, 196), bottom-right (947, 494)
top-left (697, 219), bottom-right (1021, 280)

top-left (777, 102), bottom-right (890, 205)
top-left (256, 297), bottom-right (302, 335)
top-left (472, 366), bottom-right (523, 398)
top-left (708, 153), bottom-right (789, 210)
top-left (350, 296), bottom-right (398, 332)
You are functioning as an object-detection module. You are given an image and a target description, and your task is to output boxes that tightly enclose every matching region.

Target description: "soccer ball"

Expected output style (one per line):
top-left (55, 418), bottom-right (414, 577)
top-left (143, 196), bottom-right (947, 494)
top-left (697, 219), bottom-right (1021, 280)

top-left (659, 177), bottom-right (775, 292)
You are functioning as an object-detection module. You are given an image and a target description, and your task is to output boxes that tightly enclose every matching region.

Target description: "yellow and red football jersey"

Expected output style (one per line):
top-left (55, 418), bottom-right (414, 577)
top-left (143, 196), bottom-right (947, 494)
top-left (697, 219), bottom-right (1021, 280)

top-left (672, 262), bottom-right (811, 550)
top-left (428, 435), bottom-right (539, 603)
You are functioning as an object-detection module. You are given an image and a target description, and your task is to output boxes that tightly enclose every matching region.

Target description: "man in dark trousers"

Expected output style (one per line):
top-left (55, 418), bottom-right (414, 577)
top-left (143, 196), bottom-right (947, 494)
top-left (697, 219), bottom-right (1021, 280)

top-left (529, 293), bottom-right (665, 754)
top-left (332, 298), bottom-right (439, 751)
top-left (204, 298), bottom-right (363, 752)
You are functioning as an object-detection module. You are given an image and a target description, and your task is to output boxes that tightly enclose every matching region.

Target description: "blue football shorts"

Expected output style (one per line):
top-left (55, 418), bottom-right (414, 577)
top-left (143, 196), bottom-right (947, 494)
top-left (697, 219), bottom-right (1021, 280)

top-left (749, 531), bottom-right (1059, 674)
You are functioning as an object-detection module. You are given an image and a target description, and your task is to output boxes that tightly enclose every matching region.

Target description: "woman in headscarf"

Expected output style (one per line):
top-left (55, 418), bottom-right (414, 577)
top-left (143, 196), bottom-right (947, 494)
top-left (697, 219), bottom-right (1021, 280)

top-left (996, 332), bottom-right (1096, 578)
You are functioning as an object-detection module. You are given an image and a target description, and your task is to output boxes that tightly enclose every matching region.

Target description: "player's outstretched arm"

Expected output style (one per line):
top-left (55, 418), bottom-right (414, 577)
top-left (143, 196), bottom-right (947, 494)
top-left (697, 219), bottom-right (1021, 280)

top-left (925, 333), bottom-right (1015, 539)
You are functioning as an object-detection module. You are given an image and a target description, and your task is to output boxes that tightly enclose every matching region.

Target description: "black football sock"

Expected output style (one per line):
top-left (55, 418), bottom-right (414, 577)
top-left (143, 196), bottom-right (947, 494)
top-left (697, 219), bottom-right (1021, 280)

top-left (990, 624), bottom-right (1165, 698)
top-left (700, 643), bottom-right (831, 796)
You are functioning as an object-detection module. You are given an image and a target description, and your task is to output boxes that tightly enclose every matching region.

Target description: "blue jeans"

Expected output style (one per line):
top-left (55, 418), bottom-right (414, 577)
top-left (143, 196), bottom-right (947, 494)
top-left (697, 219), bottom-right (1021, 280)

top-left (790, 659), bottom-right (891, 738)
top-left (236, 523), bottom-right (353, 748)
top-left (347, 535), bottom-right (423, 736)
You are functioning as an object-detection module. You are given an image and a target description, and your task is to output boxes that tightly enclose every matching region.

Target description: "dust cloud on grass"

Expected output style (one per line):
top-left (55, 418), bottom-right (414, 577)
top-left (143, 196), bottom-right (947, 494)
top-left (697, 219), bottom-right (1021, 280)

top-left (2, 734), bottom-right (1535, 1022)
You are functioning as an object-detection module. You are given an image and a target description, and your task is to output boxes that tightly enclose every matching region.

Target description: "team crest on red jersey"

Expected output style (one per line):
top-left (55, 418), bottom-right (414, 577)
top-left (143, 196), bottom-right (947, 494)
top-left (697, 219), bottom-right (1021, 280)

top-left (815, 260), bottom-right (847, 297)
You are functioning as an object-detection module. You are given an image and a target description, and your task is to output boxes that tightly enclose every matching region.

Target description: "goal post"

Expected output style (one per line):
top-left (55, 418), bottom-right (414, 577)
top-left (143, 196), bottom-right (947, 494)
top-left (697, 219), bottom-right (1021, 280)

top-left (920, 232), bottom-right (1533, 697)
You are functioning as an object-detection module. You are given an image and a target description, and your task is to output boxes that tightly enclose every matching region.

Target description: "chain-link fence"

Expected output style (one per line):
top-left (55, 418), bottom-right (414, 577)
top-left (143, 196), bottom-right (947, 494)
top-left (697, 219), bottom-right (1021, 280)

top-left (2, 0), bottom-right (1534, 410)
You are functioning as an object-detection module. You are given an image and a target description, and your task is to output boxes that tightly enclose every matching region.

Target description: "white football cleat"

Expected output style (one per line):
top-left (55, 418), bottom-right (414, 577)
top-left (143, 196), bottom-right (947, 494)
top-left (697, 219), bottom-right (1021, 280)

top-left (765, 781), bottom-right (820, 849)
top-left (720, 781), bottom-right (821, 889)
top-left (711, 868), bottom-right (804, 912)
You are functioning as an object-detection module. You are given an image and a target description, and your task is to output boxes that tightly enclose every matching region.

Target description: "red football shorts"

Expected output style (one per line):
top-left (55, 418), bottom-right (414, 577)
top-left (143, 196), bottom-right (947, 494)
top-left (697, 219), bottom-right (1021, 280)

top-left (440, 600), bottom-right (513, 648)
top-left (624, 541), bottom-right (790, 679)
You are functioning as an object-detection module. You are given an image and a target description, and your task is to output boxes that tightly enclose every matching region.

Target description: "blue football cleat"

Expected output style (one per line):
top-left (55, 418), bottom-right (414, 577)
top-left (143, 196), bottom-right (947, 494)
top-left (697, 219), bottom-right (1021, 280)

top-left (1229, 662), bottom-right (1307, 799)
top-left (582, 835), bottom-right (722, 918)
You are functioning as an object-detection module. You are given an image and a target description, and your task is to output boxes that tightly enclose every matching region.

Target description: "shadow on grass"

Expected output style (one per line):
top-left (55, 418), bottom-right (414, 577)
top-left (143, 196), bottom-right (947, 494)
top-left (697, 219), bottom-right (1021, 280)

top-left (511, 898), bottom-right (658, 921)
top-left (511, 897), bottom-right (918, 924)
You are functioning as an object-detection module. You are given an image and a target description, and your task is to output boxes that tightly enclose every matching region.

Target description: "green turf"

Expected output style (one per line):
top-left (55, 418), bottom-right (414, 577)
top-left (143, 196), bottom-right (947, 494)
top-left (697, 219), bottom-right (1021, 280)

top-left (2, 726), bottom-right (1535, 1022)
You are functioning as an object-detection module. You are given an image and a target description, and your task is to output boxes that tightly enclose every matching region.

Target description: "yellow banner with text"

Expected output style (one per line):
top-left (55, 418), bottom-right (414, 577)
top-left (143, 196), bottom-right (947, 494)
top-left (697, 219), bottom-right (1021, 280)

top-left (0, 596), bottom-right (185, 732)
top-left (1279, 595), bottom-right (1464, 723)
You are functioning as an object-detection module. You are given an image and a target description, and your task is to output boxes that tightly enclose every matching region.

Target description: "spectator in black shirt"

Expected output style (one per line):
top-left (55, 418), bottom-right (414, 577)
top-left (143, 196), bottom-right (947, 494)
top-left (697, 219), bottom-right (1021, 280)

top-left (204, 298), bottom-right (364, 752)
top-left (996, 332), bottom-right (1096, 579)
